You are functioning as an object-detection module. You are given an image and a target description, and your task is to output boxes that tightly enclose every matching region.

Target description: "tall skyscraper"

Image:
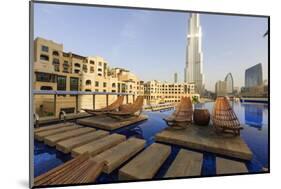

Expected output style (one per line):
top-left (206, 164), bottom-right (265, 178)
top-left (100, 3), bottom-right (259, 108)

top-left (245, 63), bottom-right (263, 88)
top-left (174, 72), bottom-right (178, 83)
top-left (225, 72), bottom-right (234, 94)
top-left (184, 13), bottom-right (204, 94)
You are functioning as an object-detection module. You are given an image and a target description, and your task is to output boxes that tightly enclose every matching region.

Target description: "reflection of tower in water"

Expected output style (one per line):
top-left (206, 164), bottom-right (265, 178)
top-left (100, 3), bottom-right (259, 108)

top-left (244, 104), bottom-right (263, 130)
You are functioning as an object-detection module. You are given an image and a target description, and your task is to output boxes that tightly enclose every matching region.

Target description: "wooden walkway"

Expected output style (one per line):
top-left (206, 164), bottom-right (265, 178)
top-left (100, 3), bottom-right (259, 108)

top-left (119, 143), bottom-right (171, 180)
top-left (56, 130), bottom-right (109, 153)
top-left (164, 149), bottom-right (203, 178)
top-left (34, 122), bottom-right (251, 186)
top-left (155, 125), bottom-right (253, 160)
top-left (34, 152), bottom-right (104, 187)
top-left (216, 157), bottom-right (248, 175)
top-left (76, 115), bottom-right (148, 130)
top-left (44, 127), bottom-right (95, 147)
top-left (92, 137), bottom-right (146, 174)
top-left (34, 122), bottom-right (75, 133)
top-left (35, 124), bottom-right (82, 141)
top-left (71, 134), bottom-right (126, 157)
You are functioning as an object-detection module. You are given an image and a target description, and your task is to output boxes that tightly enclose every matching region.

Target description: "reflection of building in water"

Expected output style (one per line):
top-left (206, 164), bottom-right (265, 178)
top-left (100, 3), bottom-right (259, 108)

top-left (244, 104), bottom-right (263, 130)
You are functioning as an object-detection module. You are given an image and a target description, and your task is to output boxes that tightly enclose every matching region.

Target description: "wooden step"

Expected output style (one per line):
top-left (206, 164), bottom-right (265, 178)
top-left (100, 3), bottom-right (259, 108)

top-left (92, 137), bottom-right (146, 174)
top-left (216, 157), bottom-right (248, 175)
top-left (34, 122), bottom-right (75, 133)
top-left (44, 127), bottom-right (95, 147)
top-left (164, 149), bottom-right (203, 178)
top-left (34, 125), bottom-right (82, 141)
top-left (56, 130), bottom-right (110, 153)
top-left (119, 143), bottom-right (171, 180)
top-left (71, 134), bottom-right (126, 157)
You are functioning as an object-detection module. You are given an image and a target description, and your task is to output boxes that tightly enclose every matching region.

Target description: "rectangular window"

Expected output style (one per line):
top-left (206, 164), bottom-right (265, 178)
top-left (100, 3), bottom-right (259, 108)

top-left (57, 76), bottom-right (66, 91)
top-left (90, 66), bottom-right (94, 73)
top-left (35, 72), bottom-right (55, 82)
top-left (103, 82), bottom-right (107, 87)
top-left (54, 65), bottom-right (60, 72)
top-left (70, 77), bottom-right (79, 91)
top-left (95, 81), bottom-right (99, 87)
top-left (82, 65), bottom-right (88, 73)
top-left (41, 45), bottom-right (49, 52)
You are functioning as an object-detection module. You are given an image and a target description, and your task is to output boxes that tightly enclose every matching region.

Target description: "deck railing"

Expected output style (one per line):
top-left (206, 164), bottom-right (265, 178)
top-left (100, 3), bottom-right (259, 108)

top-left (33, 90), bottom-right (136, 120)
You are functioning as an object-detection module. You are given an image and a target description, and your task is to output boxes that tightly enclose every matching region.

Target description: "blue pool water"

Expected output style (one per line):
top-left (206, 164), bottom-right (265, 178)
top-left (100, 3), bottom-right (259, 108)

top-left (34, 101), bottom-right (269, 180)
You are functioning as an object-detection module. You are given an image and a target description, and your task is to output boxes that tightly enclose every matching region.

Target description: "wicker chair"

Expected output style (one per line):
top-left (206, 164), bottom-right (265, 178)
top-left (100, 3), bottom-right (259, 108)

top-left (106, 96), bottom-right (144, 120)
top-left (82, 96), bottom-right (124, 115)
top-left (212, 96), bottom-right (243, 135)
top-left (163, 96), bottom-right (193, 129)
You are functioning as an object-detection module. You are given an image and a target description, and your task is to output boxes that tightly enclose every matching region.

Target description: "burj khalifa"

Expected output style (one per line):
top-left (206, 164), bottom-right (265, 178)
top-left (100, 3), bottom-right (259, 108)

top-left (184, 13), bottom-right (204, 94)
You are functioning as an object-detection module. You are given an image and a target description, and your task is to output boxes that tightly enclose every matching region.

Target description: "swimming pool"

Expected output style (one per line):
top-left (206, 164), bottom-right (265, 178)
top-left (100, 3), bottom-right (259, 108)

top-left (34, 101), bottom-right (269, 181)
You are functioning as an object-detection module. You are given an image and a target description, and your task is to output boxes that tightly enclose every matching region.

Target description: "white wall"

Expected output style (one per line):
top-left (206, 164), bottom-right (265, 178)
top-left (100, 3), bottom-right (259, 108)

top-left (0, 0), bottom-right (278, 189)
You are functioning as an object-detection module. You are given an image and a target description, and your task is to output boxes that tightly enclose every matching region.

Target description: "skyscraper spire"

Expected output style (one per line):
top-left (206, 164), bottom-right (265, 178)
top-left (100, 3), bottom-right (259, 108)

top-left (184, 13), bottom-right (204, 94)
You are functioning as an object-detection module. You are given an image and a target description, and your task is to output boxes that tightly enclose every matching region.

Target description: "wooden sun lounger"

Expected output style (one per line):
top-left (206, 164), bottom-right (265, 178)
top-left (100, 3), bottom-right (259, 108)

top-left (106, 96), bottom-right (144, 119)
top-left (34, 152), bottom-right (104, 186)
top-left (82, 96), bottom-right (124, 115)
top-left (212, 97), bottom-right (243, 135)
top-left (163, 97), bottom-right (193, 129)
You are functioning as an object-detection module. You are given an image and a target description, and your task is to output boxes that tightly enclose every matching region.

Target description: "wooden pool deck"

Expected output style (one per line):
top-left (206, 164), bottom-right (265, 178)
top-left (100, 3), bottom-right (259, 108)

top-left (34, 124), bottom-right (82, 141)
top-left (44, 127), bottom-right (96, 147)
top-left (216, 157), bottom-right (248, 174)
top-left (164, 149), bottom-right (203, 178)
top-left (155, 124), bottom-right (253, 160)
top-left (34, 122), bottom-right (251, 185)
top-left (34, 122), bottom-right (75, 133)
top-left (92, 137), bottom-right (146, 174)
top-left (76, 114), bottom-right (148, 130)
top-left (71, 134), bottom-right (126, 157)
top-left (56, 130), bottom-right (110, 153)
top-left (119, 143), bottom-right (171, 180)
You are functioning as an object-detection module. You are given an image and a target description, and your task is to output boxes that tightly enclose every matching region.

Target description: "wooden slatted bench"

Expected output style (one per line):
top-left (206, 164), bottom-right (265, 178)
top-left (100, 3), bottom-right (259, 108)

top-left (56, 130), bottom-right (109, 153)
top-left (34, 152), bottom-right (104, 186)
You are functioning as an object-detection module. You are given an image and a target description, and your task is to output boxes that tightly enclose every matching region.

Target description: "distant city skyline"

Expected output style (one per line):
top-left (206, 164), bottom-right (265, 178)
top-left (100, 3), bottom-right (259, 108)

top-left (34, 3), bottom-right (268, 92)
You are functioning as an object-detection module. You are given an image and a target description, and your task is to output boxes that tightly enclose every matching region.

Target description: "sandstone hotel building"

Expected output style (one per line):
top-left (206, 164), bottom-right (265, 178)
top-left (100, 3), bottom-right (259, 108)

top-left (33, 37), bottom-right (198, 117)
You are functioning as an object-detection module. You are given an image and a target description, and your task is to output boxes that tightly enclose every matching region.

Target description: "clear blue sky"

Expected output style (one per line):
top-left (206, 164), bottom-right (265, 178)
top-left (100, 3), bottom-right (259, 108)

top-left (34, 3), bottom-right (268, 91)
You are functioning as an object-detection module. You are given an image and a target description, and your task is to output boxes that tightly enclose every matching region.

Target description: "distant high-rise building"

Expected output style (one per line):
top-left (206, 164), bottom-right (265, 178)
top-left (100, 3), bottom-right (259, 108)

top-left (245, 63), bottom-right (263, 88)
top-left (224, 73), bottom-right (234, 94)
top-left (174, 72), bottom-right (178, 83)
top-left (184, 13), bottom-right (204, 94)
top-left (215, 80), bottom-right (227, 96)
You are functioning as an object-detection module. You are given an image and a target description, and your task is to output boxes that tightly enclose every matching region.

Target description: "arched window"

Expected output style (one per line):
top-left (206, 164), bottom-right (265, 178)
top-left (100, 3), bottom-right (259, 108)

top-left (85, 80), bottom-right (91, 86)
top-left (53, 51), bottom-right (59, 56)
top-left (74, 63), bottom-right (81, 67)
top-left (112, 83), bottom-right (116, 88)
top-left (40, 86), bottom-right (53, 90)
top-left (40, 54), bottom-right (49, 61)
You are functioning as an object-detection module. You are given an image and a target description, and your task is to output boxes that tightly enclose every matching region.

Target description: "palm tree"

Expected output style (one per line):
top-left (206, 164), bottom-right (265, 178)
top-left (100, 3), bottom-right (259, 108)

top-left (263, 30), bottom-right (268, 37)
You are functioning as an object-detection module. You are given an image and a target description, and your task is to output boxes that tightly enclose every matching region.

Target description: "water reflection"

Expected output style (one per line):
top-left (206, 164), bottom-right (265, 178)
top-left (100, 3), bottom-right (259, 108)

top-left (243, 103), bottom-right (264, 130)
